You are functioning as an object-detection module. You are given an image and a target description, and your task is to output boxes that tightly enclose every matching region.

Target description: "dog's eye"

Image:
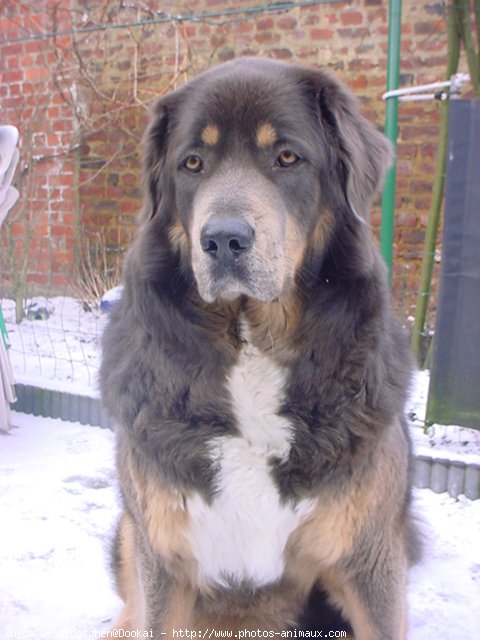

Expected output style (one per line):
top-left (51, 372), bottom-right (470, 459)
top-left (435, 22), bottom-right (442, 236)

top-left (277, 150), bottom-right (301, 168)
top-left (182, 155), bottom-right (204, 173)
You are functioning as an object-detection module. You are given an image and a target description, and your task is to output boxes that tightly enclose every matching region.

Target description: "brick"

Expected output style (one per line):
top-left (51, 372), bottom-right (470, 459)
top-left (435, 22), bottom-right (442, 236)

top-left (4, 69), bottom-right (23, 83)
top-left (396, 213), bottom-right (418, 228)
top-left (401, 125), bottom-right (439, 140)
top-left (234, 21), bottom-right (254, 34)
top-left (276, 17), bottom-right (297, 30)
top-left (309, 28), bottom-right (334, 40)
top-left (27, 273), bottom-right (49, 285)
top-left (270, 48), bottom-right (293, 60)
top-left (121, 173), bottom-right (138, 187)
top-left (183, 25), bottom-right (196, 38)
top-left (24, 66), bottom-right (51, 81)
top-left (400, 242), bottom-right (425, 258)
top-left (414, 20), bottom-right (443, 35)
top-left (9, 83), bottom-right (22, 96)
top-left (410, 180), bottom-right (433, 194)
top-left (120, 200), bottom-right (140, 214)
top-left (254, 32), bottom-right (280, 45)
top-left (338, 27), bottom-right (369, 39)
top-left (51, 274), bottom-right (70, 287)
top-left (3, 43), bottom-right (23, 56)
top-left (10, 223), bottom-right (25, 237)
top-left (6, 56), bottom-right (20, 71)
top-left (348, 59), bottom-right (376, 72)
top-left (24, 40), bottom-right (44, 54)
top-left (297, 47), bottom-right (319, 59)
top-left (256, 18), bottom-right (274, 30)
top-left (340, 12), bottom-right (363, 26)
top-left (302, 14), bottom-right (320, 26)
top-left (52, 224), bottom-right (75, 237)
top-left (106, 186), bottom-right (124, 198)
top-left (325, 13), bottom-right (339, 25)
top-left (397, 143), bottom-right (418, 159)
top-left (348, 75), bottom-right (368, 90)
top-left (52, 119), bottom-right (73, 133)
top-left (419, 38), bottom-right (448, 53)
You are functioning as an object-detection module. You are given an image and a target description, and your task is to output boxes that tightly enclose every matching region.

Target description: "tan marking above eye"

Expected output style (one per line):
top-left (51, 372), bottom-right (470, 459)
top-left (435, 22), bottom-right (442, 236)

top-left (200, 124), bottom-right (220, 146)
top-left (256, 123), bottom-right (277, 148)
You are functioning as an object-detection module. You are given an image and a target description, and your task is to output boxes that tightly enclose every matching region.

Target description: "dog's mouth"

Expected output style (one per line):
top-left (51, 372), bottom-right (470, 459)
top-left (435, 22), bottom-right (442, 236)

top-left (199, 277), bottom-right (260, 304)
top-left (191, 223), bottom-right (289, 304)
top-left (193, 252), bottom-right (287, 304)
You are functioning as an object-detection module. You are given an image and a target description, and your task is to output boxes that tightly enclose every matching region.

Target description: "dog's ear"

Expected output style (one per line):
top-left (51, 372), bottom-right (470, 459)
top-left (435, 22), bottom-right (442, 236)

top-left (142, 100), bottom-right (170, 221)
top-left (314, 73), bottom-right (393, 221)
top-left (142, 89), bottom-right (186, 221)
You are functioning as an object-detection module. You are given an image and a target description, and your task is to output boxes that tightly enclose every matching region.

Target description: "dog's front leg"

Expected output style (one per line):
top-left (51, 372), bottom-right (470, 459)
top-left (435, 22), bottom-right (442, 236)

top-left (327, 552), bottom-right (408, 640)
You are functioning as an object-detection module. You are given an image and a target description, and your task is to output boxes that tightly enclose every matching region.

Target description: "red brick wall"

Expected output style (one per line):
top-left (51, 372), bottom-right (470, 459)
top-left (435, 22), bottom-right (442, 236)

top-left (0, 0), bottom-right (470, 321)
top-left (1, 1), bottom-right (78, 291)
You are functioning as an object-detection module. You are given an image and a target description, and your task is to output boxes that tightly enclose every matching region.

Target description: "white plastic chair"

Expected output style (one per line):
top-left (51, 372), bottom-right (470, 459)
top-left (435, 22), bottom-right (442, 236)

top-left (0, 124), bottom-right (19, 432)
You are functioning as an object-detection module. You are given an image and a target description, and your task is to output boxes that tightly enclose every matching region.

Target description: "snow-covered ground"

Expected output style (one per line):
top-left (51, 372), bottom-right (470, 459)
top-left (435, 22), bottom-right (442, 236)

top-left (0, 413), bottom-right (479, 639)
top-left (1, 295), bottom-right (480, 638)
top-left (0, 413), bottom-right (121, 637)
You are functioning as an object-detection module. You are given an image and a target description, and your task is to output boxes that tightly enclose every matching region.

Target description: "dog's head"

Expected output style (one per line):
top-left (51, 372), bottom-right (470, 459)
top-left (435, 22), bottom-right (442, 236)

top-left (141, 57), bottom-right (391, 303)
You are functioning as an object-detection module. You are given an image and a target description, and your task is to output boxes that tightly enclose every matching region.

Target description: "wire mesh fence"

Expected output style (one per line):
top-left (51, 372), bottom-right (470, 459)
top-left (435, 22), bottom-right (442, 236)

top-left (1, 292), bottom-right (107, 395)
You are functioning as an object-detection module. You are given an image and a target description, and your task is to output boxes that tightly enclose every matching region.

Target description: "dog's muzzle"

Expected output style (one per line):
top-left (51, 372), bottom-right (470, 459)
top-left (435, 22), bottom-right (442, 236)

top-left (190, 170), bottom-right (297, 303)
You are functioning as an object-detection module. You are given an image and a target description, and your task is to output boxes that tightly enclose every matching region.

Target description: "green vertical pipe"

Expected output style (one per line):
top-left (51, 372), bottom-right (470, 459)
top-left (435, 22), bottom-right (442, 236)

top-left (380, 0), bottom-right (402, 284)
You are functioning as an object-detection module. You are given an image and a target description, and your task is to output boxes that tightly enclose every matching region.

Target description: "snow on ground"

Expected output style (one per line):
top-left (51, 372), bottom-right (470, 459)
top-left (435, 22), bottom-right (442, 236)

top-left (0, 412), bottom-right (479, 639)
top-left (0, 413), bottom-right (122, 638)
top-left (408, 370), bottom-right (480, 464)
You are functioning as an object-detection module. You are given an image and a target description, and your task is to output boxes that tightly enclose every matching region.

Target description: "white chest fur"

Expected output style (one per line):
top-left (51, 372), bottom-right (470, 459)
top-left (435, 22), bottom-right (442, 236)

top-left (187, 340), bottom-right (314, 588)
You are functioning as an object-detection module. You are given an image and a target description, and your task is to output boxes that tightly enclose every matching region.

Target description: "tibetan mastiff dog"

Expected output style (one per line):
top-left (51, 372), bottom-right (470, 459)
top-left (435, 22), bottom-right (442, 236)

top-left (101, 57), bottom-right (419, 639)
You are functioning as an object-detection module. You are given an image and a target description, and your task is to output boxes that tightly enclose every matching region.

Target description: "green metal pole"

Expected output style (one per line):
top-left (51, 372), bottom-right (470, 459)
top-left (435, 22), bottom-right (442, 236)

top-left (380, 0), bottom-right (402, 284)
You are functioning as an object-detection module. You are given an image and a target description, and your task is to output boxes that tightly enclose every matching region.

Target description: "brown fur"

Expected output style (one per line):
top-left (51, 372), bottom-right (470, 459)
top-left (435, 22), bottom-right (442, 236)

top-left (168, 218), bottom-right (190, 254)
top-left (256, 122), bottom-right (278, 148)
top-left (112, 513), bottom-right (146, 630)
top-left (102, 58), bottom-right (419, 640)
top-left (201, 124), bottom-right (220, 147)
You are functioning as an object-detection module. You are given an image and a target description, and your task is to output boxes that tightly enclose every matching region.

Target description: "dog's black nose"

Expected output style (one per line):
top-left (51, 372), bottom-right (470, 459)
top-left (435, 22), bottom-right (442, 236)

top-left (200, 217), bottom-right (254, 263)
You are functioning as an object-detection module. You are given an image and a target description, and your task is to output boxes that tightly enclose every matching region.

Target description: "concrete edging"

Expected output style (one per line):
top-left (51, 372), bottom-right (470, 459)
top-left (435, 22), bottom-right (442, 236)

top-left (11, 384), bottom-right (480, 500)
top-left (13, 383), bottom-right (115, 429)
top-left (414, 454), bottom-right (480, 501)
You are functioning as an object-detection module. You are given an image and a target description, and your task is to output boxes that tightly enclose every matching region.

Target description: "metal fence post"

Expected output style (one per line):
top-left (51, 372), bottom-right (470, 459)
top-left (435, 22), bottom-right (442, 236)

top-left (380, 0), bottom-right (402, 284)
